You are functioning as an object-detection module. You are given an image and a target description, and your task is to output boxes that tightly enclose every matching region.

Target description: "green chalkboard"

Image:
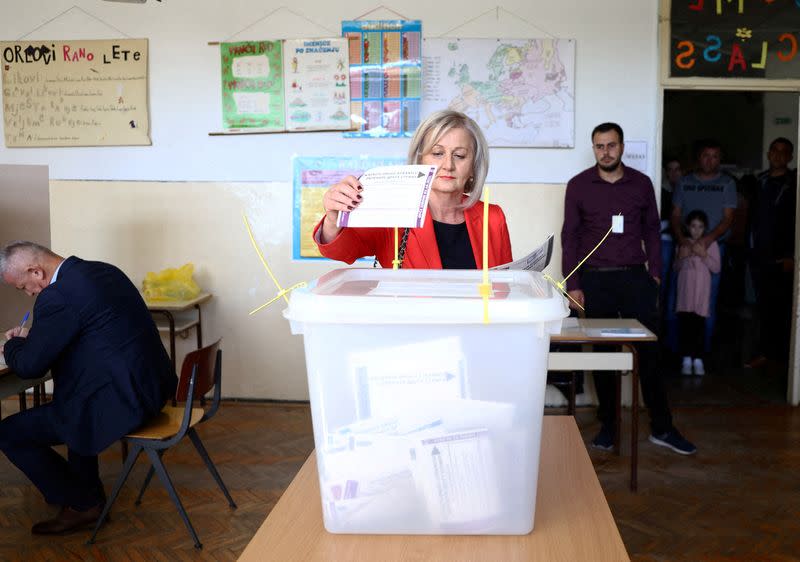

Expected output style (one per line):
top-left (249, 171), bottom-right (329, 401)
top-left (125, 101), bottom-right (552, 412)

top-left (670, 0), bottom-right (800, 79)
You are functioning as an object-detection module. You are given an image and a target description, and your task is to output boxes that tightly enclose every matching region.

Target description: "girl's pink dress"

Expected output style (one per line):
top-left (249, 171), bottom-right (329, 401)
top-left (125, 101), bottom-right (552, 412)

top-left (675, 241), bottom-right (721, 317)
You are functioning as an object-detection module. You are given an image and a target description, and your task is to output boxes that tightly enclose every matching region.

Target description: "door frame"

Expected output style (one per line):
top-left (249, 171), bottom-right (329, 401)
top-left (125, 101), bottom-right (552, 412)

top-left (657, 0), bottom-right (800, 404)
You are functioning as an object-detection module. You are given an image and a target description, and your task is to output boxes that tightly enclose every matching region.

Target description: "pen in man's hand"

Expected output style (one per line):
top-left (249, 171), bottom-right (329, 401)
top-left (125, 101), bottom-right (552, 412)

top-left (19, 311), bottom-right (30, 331)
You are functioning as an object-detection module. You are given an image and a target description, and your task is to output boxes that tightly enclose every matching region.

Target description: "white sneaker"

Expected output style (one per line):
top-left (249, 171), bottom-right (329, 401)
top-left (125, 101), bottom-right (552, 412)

top-left (681, 356), bottom-right (692, 375)
top-left (693, 358), bottom-right (705, 376)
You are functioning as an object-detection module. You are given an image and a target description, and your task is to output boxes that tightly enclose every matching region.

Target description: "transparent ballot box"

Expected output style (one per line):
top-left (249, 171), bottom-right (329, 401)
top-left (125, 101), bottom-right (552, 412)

top-left (284, 268), bottom-right (568, 534)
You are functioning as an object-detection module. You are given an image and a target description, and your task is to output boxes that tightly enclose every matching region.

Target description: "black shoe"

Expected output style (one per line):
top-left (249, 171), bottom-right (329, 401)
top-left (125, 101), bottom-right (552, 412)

top-left (31, 503), bottom-right (103, 535)
top-left (649, 429), bottom-right (697, 455)
top-left (590, 425), bottom-right (615, 452)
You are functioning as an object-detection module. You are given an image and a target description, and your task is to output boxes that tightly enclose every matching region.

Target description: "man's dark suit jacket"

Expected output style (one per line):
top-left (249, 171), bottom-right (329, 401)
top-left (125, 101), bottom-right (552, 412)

top-left (4, 256), bottom-right (177, 455)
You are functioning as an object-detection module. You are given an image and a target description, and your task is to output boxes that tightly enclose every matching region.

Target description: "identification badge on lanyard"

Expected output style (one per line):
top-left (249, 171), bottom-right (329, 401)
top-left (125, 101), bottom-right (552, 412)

top-left (612, 214), bottom-right (624, 234)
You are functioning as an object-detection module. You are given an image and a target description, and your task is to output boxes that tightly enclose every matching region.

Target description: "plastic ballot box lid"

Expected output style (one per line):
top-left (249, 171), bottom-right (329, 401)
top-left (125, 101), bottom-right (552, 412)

top-left (284, 268), bottom-right (567, 327)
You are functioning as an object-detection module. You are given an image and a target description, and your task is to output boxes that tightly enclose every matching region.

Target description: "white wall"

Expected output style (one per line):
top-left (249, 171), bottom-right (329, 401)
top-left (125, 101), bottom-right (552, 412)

top-left (762, 92), bottom-right (799, 169)
top-left (0, 0), bottom-right (661, 184)
top-left (5, 0), bottom-right (662, 399)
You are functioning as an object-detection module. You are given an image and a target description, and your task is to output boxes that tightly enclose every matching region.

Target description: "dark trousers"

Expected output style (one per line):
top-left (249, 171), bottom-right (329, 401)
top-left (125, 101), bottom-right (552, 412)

top-left (581, 267), bottom-right (673, 435)
top-left (678, 312), bottom-right (705, 359)
top-left (753, 264), bottom-right (794, 362)
top-left (0, 403), bottom-right (104, 510)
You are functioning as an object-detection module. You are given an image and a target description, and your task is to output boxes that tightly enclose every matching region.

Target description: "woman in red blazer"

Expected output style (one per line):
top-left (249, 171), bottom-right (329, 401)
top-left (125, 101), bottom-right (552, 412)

top-left (314, 110), bottom-right (513, 269)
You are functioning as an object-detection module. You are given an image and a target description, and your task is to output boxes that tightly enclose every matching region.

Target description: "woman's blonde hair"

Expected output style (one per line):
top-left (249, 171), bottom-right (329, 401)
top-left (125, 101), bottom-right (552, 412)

top-left (407, 110), bottom-right (489, 209)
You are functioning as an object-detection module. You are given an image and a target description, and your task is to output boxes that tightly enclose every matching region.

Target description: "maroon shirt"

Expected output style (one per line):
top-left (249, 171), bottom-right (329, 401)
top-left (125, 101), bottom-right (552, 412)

top-left (561, 165), bottom-right (662, 291)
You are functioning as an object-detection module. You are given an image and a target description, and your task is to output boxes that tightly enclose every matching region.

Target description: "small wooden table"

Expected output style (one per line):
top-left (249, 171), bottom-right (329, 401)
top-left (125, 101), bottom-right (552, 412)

top-left (0, 364), bottom-right (51, 418)
top-left (237, 416), bottom-right (629, 562)
top-left (549, 318), bottom-right (657, 491)
top-left (145, 293), bottom-right (212, 374)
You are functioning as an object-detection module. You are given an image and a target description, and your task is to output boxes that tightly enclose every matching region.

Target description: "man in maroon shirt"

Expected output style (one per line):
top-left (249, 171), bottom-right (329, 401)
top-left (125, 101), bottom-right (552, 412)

top-left (561, 122), bottom-right (696, 455)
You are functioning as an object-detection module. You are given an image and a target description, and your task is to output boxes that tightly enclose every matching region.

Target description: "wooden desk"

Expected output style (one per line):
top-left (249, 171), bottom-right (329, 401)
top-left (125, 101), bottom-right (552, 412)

top-left (238, 416), bottom-right (629, 562)
top-left (0, 364), bottom-right (51, 418)
top-left (549, 318), bottom-right (657, 492)
top-left (145, 293), bottom-right (212, 374)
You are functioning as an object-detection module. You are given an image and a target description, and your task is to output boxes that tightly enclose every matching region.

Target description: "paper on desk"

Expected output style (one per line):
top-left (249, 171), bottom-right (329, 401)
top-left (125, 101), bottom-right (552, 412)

top-left (492, 233), bottom-right (554, 272)
top-left (561, 317), bottom-right (579, 329)
top-left (586, 327), bottom-right (647, 338)
top-left (337, 165), bottom-right (437, 228)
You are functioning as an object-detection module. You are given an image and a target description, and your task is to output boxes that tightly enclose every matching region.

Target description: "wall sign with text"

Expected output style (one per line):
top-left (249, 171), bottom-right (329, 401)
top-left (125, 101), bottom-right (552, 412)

top-left (1, 39), bottom-right (150, 147)
top-left (670, 0), bottom-right (800, 79)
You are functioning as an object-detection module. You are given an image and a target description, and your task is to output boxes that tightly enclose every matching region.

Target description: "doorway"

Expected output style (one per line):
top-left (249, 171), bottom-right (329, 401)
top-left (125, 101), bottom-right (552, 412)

top-left (661, 90), bottom-right (799, 405)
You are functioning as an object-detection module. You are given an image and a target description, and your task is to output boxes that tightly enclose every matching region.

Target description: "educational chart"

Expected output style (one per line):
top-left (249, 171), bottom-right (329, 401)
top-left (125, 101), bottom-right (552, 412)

top-left (341, 20), bottom-right (422, 138)
top-left (283, 38), bottom-right (351, 131)
top-left (220, 40), bottom-right (284, 131)
top-left (292, 155), bottom-right (403, 260)
top-left (0, 39), bottom-right (150, 147)
top-left (670, 0), bottom-right (800, 78)
top-left (422, 38), bottom-right (575, 148)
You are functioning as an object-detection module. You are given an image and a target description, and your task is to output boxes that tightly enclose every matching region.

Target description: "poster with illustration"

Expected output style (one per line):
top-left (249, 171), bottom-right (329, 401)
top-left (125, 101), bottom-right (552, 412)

top-left (283, 38), bottom-right (351, 131)
top-left (220, 40), bottom-right (284, 131)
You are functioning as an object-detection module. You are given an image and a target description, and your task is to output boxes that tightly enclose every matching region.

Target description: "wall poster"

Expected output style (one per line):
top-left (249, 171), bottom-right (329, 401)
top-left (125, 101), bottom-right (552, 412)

top-left (293, 155), bottom-right (404, 260)
top-left (220, 40), bottom-right (285, 131)
top-left (283, 38), bottom-right (351, 131)
top-left (341, 20), bottom-right (422, 138)
top-left (1, 39), bottom-right (150, 147)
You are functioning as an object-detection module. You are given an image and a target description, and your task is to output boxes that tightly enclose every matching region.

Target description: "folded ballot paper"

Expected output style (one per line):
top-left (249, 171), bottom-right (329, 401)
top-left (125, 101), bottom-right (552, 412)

top-left (337, 165), bottom-right (437, 228)
top-left (492, 233), bottom-right (554, 272)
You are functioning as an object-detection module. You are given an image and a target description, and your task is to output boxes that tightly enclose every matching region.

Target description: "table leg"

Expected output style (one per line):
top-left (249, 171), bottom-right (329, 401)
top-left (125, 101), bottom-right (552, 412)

top-left (195, 304), bottom-right (203, 348)
top-left (18, 392), bottom-right (26, 411)
top-left (614, 369), bottom-right (622, 457)
top-left (568, 372), bottom-right (576, 416)
top-left (624, 343), bottom-right (640, 492)
top-left (151, 310), bottom-right (177, 374)
top-left (33, 384), bottom-right (40, 407)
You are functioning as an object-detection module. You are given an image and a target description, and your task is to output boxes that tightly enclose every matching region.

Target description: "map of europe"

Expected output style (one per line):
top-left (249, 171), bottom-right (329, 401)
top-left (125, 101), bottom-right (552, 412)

top-left (422, 38), bottom-right (575, 147)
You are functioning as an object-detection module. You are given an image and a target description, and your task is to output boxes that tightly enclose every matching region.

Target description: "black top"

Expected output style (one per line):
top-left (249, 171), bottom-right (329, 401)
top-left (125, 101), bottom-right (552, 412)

top-left (433, 220), bottom-right (477, 269)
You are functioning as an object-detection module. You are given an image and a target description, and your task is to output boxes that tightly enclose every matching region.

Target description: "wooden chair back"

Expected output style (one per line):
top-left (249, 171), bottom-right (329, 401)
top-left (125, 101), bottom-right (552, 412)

top-left (175, 339), bottom-right (221, 402)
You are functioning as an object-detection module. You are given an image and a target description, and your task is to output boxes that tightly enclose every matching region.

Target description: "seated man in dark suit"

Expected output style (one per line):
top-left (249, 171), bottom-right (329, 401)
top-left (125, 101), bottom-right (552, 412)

top-left (0, 241), bottom-right (177, 534)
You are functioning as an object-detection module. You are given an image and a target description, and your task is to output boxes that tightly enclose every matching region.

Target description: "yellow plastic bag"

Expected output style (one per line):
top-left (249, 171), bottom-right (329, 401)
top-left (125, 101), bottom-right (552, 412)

top-left (142, 263), bottom-right (201, 302)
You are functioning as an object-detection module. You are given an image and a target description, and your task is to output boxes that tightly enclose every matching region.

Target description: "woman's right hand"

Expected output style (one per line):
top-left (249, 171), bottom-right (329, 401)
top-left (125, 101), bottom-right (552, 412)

top-left (320, 176), bottom-right (363, 243)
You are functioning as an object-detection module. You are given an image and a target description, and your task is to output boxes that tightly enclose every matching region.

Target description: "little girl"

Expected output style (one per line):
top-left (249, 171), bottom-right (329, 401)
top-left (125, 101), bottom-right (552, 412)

top-left (674, 210), bottom-right (721, 375)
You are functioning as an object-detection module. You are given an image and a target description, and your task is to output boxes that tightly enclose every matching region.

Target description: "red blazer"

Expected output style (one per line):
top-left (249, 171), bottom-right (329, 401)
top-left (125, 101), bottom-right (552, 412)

top-left (314, 201), bottom-right (513, 269)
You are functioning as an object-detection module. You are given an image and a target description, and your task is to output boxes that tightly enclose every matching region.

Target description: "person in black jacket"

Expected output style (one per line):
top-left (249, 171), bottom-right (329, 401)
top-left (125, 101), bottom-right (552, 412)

top-left (746, 138), bottom-right (797, 368)
top-left (0, 241), bottom-right (177, 534)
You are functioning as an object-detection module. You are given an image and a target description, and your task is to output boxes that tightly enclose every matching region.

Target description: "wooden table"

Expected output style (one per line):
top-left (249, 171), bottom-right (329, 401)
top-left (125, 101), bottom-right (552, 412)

top-left (238, 416), bottom-right (629, 562)
top-left (145, 293), bottom-right (212, 374)
top-left (0, 363), bottom-right (51, 418)
top-left (549, 318), bottom-right (657, 492)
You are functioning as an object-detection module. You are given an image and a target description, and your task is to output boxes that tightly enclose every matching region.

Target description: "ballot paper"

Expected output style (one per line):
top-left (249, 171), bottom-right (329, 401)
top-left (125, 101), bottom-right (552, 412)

top-left (349, 337), bottom-right (468, 420)
top-left (337, 165), bottom-right (437, 228)
top-left (413, 428), bottom-right (501, 528)
top-left (492, 233), bottom-right (554, 272)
